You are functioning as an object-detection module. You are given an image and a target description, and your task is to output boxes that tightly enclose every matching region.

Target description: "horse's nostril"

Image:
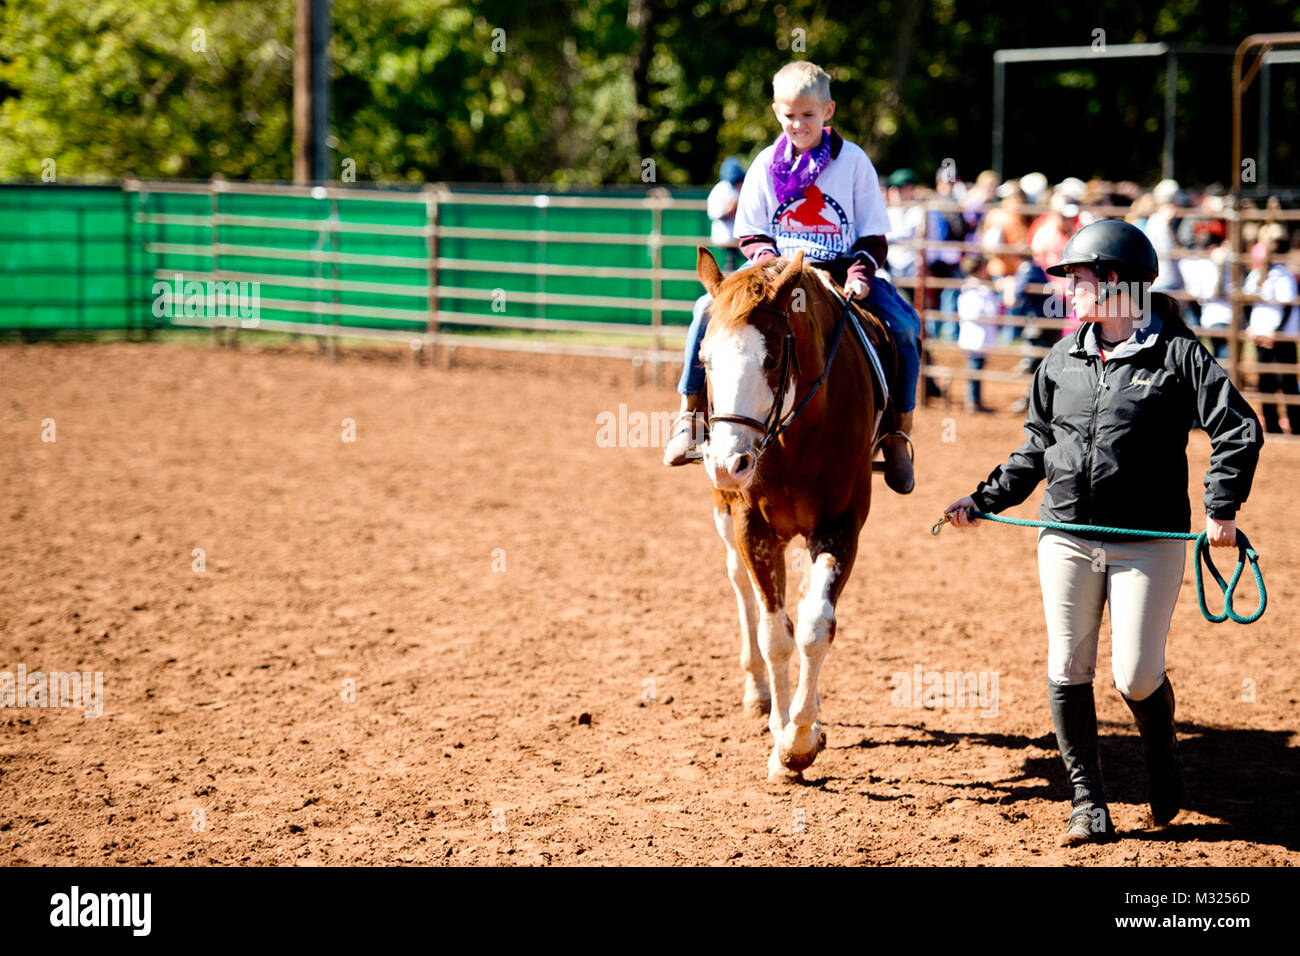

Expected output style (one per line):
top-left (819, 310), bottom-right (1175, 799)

top-left (735, 454), bottom-right (752, 473)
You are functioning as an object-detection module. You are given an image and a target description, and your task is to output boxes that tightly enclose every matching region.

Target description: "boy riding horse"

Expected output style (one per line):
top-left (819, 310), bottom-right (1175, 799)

top-left (665, 60), bottom-right (922, 495)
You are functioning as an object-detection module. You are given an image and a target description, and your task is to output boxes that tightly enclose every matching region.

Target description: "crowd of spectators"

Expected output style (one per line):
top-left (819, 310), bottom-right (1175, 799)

top-left (878, 167), bottom-right (1300, 431)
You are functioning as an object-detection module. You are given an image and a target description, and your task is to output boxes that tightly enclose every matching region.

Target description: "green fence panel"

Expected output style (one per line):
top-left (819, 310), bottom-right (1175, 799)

top-left (0, 182), bottom-right (722, 333)
top-left (0, 186), bottom-right (134, 330)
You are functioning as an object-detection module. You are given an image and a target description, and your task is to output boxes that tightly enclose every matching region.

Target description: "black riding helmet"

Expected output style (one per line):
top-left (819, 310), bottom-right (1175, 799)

top-left (1046, 219), bottom-right (1159, 282)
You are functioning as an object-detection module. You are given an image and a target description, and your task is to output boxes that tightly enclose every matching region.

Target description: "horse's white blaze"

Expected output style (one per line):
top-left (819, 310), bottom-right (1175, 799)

top-left (714, 507), bottom-right (767, 710)
top-left (701, 325), bottom-right (773, 463)
top-left (788, 553), bottom-right (838, 739)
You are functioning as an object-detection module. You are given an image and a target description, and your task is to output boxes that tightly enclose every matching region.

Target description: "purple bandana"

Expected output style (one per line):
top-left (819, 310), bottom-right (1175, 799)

top-left (769, 128), bottom-right (832, 205)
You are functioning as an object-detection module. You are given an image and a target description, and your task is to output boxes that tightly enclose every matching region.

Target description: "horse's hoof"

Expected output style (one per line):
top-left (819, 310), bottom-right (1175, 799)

top-left (767, 748), bottom-right (803, 783)
top-left (743, 694), bottom-right (772, 719)
top-left (779, 723), bottom-right (826, 772)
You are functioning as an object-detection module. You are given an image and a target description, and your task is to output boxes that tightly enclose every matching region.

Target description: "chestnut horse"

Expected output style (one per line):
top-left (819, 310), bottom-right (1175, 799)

top-left (696, 247), bottom-right (893, 780)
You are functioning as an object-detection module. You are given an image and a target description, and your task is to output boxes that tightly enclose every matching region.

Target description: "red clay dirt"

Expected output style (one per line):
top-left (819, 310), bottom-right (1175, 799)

top-left (1, 341), bottom-right (1296, 866)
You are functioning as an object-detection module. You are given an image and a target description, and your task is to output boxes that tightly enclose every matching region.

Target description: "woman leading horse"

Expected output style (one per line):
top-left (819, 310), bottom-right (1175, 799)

top-left (943, 220), bottom-right (1263, 845)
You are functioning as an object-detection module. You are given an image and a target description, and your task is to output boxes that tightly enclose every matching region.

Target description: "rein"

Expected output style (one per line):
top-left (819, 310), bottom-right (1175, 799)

top-left (707, 296), bottom-right (854, 460)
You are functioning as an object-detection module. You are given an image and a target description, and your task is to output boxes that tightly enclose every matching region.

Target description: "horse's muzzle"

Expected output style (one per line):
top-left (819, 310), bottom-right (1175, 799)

top-left (703, 443), bottom-right (757, 490)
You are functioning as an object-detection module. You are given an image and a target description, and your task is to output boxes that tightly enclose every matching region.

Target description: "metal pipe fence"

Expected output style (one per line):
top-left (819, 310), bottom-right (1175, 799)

top-left (893, 196), bottom-right (1300, 420)
top-left (2, 181), bottom-right (1297, 427)
top-left (122, 178), bottom-right (713, 384)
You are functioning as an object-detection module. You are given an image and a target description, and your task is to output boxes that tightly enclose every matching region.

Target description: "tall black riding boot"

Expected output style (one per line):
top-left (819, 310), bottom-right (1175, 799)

top-left (1122, 676), bottom-right (1184, 826)
top-left (1049, 681), bottom-right (1117, 845)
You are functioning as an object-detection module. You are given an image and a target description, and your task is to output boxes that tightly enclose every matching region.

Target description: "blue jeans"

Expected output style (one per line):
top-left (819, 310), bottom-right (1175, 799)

top-left (866, 276), bottom-right (920, 413)
top-left (676, 279), bottom-right (921, 413)
top-left (677, 292), bottom-right (712, 397)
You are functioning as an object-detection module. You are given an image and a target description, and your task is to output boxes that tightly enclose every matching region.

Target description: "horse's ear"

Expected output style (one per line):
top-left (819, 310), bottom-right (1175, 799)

top-left (696, 246), bottom-right (724, 296)
top-left (768, 250), bottom-right (805, 304)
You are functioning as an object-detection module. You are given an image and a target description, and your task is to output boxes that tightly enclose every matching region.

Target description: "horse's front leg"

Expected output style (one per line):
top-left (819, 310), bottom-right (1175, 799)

top-left (780, 518), bottom-right (860, 774)
top-left (713, 496), bottom-right (769, 717)
top-left (734, 508), bottom-right (794, 780)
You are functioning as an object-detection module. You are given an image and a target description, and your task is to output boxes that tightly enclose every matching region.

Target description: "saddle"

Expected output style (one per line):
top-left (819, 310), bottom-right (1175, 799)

top-left (697, 282), bottom-right (900, 461)
top-left (833, 286), bottom-right (896, 449)
top-left (800, 257), bottom-right (904, 444)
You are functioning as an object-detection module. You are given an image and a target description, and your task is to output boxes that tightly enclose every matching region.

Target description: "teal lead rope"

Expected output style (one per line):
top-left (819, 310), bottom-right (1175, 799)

top-left (931, 511), bottom-right (1267, 625)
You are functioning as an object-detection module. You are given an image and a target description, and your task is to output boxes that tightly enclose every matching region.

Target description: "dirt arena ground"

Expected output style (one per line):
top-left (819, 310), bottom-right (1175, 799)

top-left (2, 340), bottom-right (1297, 866)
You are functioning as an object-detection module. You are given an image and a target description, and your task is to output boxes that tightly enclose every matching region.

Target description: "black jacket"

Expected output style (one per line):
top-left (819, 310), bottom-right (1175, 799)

top-left (972, 303), bottom-right (1262, 540)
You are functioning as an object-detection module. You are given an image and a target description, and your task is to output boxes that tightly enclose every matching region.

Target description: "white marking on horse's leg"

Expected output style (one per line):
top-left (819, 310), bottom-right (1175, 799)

top-left (780, 552), bottom-right (839, 772)
top-left (758, 605), bottom-right (795, 779)
top-left (714, 507), bottom-right (768, 716)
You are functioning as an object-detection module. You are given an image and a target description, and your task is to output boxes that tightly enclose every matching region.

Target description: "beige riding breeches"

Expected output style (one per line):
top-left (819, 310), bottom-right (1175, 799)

top-left (1037, 527), bottom-right (1187, 701)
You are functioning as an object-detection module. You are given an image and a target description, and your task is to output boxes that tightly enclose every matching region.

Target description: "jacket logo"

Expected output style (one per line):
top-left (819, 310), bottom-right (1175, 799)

top-left (1130, 376), bottom-right (1153, 387)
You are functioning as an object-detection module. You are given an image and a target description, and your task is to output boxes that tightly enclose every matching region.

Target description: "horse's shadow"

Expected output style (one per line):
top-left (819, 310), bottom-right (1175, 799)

top-left (831, 720), bottom-right (1300, 850)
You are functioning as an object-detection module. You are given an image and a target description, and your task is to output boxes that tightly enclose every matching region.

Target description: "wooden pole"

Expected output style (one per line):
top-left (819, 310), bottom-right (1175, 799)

top-left (425, 184), bottom-right (442, 368)
top-left (649, 189), bottom-right (665, 387)
top-left (210, 177), bottom-right (222, 347)
top-left (293, 0), bottom-right (312, 183)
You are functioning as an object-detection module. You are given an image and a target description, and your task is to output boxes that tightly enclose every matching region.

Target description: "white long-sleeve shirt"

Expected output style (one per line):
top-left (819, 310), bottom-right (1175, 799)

top-left (1178, 255), bottom-right (1232, 328)
top-left (706, 180), bottom-right (741, 245)
top-left (886, 203), bottom-right (923, 275)
top-left (1245, 264), bottom-right (1300, 336)
top-left (957, 280), bottom-right (1000, 352)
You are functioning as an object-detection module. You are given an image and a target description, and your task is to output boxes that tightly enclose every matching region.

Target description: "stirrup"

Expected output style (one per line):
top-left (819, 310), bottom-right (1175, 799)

top-left (663, 411), bottom-right (707, 467)
top-left (878, 429), bottom-right (914, 460)
top-left (670, 410), bottom-right (707, 436)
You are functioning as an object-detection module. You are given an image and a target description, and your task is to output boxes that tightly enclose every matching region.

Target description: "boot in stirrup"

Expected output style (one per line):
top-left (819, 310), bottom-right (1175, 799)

top-left (880, 410), bottom-right (915, 494)
top-left (663, 398), bottom-right (707, 467)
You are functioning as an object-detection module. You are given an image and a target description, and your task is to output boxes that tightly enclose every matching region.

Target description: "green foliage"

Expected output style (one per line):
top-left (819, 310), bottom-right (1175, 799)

top-left (330, 0), bottom-right (639, 184)
top-left (0, 0), bottom-right (294, 180)
top-left (2, 0), bottom-right (1299, 186)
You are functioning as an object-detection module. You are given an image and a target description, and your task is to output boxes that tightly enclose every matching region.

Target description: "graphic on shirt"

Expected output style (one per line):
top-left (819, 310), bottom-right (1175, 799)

top-left (772, 185), bottom-right (850, 259)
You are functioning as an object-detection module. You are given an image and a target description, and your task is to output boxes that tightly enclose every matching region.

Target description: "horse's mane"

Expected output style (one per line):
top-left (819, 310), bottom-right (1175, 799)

top-left (709, 258), bottom-right (798, 332)
top-left (709, 257), bottom-right (889, 348)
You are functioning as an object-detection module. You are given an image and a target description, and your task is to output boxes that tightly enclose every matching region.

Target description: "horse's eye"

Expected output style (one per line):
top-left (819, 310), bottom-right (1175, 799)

top-left (762, 354), bottom-right (778, 371)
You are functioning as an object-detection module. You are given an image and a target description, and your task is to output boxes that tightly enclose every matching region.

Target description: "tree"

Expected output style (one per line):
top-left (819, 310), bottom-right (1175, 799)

top-left (0, 0), bottom-right (294, 181)
top-left (2, 0), bottom-right (1298, 187)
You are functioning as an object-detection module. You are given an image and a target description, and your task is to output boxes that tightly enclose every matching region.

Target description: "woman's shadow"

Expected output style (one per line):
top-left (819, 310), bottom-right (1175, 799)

top-left (841, 720), bottom-right (1300, 850)
top-left (1109, 720), bottom-right (1300, 848)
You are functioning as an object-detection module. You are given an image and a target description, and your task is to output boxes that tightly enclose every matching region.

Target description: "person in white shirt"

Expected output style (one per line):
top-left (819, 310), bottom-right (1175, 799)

top-left (1177, 230), bottom-right (1231, 359)
top-left (1143, 179), bottom-right (1183, 293)
top-left (956, 255), bottom-right (1000, 412)
top-left (884, 168), bottom-right (923, 278)
top-left (708, 157), bottom-right (747, 271)
top-left (1244, 241), bottom-right (1300, 433)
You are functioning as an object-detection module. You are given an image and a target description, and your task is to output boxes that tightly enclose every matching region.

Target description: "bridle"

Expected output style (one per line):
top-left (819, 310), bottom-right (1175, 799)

top-left (706, 295), bottom-right (853, 461)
